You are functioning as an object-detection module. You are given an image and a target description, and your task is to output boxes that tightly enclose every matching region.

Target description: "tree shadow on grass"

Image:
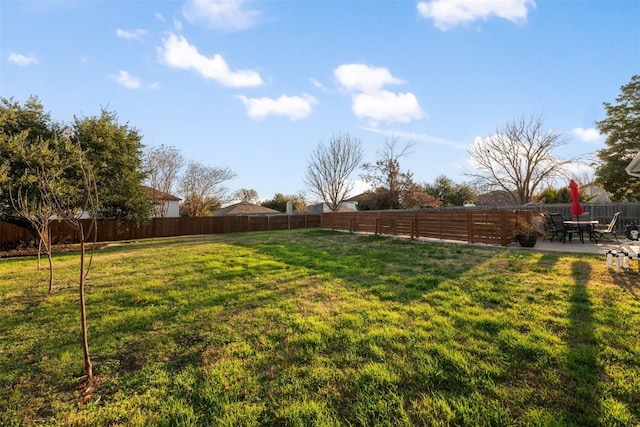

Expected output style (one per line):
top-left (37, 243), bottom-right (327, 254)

top-left (566, 260), bottom-right (601, 426)
top-left (609, 269), bottom-right (640, 300)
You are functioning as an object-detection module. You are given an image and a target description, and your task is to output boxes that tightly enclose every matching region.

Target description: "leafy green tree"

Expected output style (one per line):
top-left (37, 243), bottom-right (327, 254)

top-left (73, 109), bottom-right (151, 221)
top-left (0, 96), bottom-right (58, 224)
top-left (595, 75), bottom-right (640, 201)
top-left (2, 99), bottom-right (152, 223)
top-left (424, 175), bottom-right (478, 207)
top-left (261, 192), bottom-right (307, 212)
top-left (536, 186), bottom-right (571, 204)
top-left (356, 188), bottom-right (392, 211)
top-left (1, 96), bottom-right (100, 380)
top-left (7, 133), bottom-right (69, 292)
top-left (0, 97), bottom-right (69, 292)
top-left (536, 184), bottom-right (594, 204)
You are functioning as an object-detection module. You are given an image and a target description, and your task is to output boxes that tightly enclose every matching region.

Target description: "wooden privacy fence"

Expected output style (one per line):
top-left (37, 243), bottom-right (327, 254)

top-left (7, 202), bottom-right (640, 249)
top-left (321, 209), bottom-right (519, 247)
top-left (518, 203), bottom-right (640, 232)
top-left (0, 214), bottom-right (321, 247)
top-left (0, 221), bottom-right (35, 247)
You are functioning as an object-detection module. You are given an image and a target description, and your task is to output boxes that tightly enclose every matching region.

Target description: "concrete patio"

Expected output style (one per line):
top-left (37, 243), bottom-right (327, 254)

top-left (513, 235), bottom-right (625, 255)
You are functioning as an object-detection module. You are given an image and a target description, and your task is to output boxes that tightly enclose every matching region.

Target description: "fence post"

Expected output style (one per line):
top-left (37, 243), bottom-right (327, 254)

top-left (500, 210), bottom-right (509, 246)
top-left (467, 210), bottom-right (474, 244)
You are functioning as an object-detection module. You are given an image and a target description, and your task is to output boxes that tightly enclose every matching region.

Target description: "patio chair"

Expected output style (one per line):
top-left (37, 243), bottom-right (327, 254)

top-left (549, 213), bottom-right (581, 243)
top-left (542, 213), bottom-right (560, 242)
top-left (592, 212), bottom-right (621, 243)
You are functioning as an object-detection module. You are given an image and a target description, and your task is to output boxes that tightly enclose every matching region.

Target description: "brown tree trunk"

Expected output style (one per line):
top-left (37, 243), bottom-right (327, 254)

top-left (47, 251), bottom-right (54, 294)
top-left (37, 238), bottom-right (42, 271)
top-left (79, 237), bottom-right (93, 380)
top-left (45, 224), bottom-right (53, 294)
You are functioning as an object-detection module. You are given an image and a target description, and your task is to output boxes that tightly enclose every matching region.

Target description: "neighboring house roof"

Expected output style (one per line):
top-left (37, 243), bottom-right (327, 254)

top-left (145, 186), bottom-right (181, 202)
top-left (304, 194), bottom-right (363, 213)
top-left (582, 183), bottom-right (611, 203)
top-left (306, 202), bottom-right (357, 213)
top-left (211, 202), bottom-right (281, 216)
top-left (344, 193), bottom-right (367, 203)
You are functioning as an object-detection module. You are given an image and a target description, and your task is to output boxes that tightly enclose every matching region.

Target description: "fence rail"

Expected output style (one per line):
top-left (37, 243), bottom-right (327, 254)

top-left (321, 209), bottom-right (518, 246)
top-left (321, 203), bottom-right (640, 246)
top-left (0, 214), bottom-right (321, 248)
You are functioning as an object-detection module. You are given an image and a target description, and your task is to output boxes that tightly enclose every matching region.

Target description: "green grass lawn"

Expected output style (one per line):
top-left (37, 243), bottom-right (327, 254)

top-left (1, 229), bottom-right (640, 426)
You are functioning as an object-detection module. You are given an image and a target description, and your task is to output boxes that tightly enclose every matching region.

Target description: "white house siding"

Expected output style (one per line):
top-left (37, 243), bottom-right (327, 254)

top-left (153, 200), bottom-right (180, 218)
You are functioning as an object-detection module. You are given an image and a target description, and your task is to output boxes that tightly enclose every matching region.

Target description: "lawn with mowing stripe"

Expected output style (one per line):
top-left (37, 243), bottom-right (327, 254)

top-left (1, 229), bottom-right (639, 426)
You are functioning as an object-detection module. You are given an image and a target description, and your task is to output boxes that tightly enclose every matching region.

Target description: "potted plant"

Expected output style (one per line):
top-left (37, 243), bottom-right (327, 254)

top-left (514, 214), bottom-right (539, 247)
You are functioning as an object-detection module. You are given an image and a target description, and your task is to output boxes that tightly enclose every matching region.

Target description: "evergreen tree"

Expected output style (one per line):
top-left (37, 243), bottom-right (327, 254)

top-left (595, 75), bottom-right (640, 201)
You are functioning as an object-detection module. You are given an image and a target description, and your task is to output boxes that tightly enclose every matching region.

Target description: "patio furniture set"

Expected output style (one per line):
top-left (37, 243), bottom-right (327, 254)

top-left (542, 211), bottom-right (621, 245)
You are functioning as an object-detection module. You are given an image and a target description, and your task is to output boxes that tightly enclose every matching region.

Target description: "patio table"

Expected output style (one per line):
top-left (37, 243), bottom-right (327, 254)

top-left (563, 220), bottom-right (599, 243)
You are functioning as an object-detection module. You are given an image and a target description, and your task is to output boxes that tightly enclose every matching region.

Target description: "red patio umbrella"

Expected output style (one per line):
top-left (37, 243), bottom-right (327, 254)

top-left (569, 179), bottom-right (584, 217)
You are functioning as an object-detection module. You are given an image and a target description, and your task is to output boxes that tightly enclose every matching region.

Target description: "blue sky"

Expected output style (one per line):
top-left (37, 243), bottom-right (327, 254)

top-left (2, 0), bottom-right (639, 203)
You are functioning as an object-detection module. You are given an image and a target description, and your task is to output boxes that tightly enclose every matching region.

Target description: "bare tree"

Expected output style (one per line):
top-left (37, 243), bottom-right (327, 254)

top-left (40, 142), bottom-right (98, 381)
top-left (144, 144), bottom-right (184, 216)
top-left (11, 184), bottom-right (55, 292)
top-left (6, 134), bottom-right (61, 292)
top-left (304, 133), bottom-right (364, 212)
top-left (179, 161), bottom-right (236, 216)
top-left (466, 115), bottom-right (573, 204)
top-left (234, 188), bottom-right (259, 203)
top-left (360, 137), bottom-right (415, 209)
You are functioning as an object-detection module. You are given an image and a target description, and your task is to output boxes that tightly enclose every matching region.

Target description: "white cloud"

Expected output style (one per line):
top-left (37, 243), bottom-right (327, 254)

top-left (363, 126), bottom-right (466, 150)
top-left (183, 0), bottom-right (260, 31)
top-left (310, 78), bottom-right (328, 93)
top-left (335, 64), bottom-right (403, 93)
top-left (173, 18), bottom-right (183, 31)
top-left (417, 0), bottom-right (535, 31)
top-left (334, 63), bottom-right (424, 125)
top-left (114, 70), bottom-right (141, 89)
top-left (350, 179), bottom-right (372, 195)
top-left (116, 28), bottom-right (147, 40)
top-left (237, 94), bottom-right (317, 120)
top-left (572, 127), bottom-right (602, 143)
top-left (158, 33), bottom-right (263, 88)
top-left (353, 91), bottom-right (424, 124)
top-left (8, 52), bottom-right (37, 66)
